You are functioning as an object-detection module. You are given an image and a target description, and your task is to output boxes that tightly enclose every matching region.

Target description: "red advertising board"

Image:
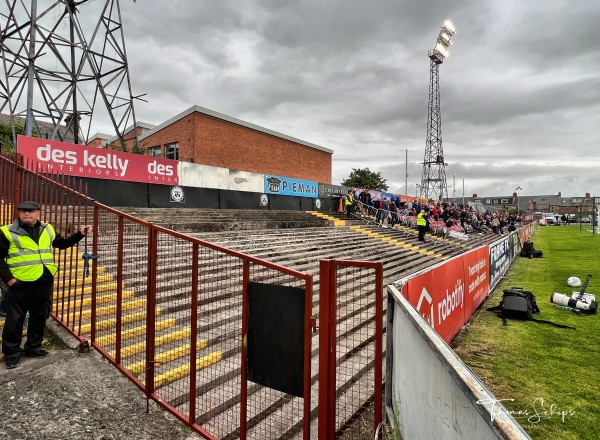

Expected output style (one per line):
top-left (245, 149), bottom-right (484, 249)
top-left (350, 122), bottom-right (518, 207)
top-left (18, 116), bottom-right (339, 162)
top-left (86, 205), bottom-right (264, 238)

top-left (462, 247), bottom-right (490, 318)
top-left (17, 135), bottom-right (179, 185)
top-left (406, 257), bottom-right (466, 344)
top-left (519, 226), bottom-right (531, 246)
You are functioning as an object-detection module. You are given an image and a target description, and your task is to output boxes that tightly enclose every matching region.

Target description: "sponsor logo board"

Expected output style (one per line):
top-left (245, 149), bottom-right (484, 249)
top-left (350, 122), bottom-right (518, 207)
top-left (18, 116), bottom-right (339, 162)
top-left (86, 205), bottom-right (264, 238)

top-left (17, 135), bottom-right (179, 185)
top-left (407, 258), bottom-right (466, 343)
top-left (463, 247), bottom-right (490, 317)
top-left (264, 175), bottom-right (318, 198)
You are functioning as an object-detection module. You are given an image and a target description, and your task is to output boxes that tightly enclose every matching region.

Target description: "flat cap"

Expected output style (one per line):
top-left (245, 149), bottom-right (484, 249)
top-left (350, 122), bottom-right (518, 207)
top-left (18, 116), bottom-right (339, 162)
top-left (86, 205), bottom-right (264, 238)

top-left (17, 201), bottom-right (40, 210)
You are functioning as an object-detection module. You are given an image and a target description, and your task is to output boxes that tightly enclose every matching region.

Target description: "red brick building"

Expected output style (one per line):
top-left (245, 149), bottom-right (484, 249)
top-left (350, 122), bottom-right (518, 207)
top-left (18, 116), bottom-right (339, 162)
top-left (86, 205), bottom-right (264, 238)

top-left (129, 105), bottom-right (333, 184)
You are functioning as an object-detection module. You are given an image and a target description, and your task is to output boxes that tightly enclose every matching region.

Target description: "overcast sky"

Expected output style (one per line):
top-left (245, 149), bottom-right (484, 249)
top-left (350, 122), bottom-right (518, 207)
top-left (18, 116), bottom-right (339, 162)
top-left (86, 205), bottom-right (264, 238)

top-left (106, 0), bottom-right (600, 199)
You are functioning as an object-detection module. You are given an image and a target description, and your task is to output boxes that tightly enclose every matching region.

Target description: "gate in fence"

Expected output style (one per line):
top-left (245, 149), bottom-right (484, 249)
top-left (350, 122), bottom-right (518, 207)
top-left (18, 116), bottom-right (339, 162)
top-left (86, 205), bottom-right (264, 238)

top-left (319, 259), bottom-right (384, 439)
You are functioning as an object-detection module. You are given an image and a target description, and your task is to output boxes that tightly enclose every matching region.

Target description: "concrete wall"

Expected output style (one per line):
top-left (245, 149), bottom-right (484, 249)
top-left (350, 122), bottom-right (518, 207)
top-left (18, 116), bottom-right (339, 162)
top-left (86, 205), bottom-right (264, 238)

top-left (79, 175), bottom-right (337, 211)
top-left (386, 285), bottom-right (531, 440)
top-left (179, 162), bottom-right (231, 190)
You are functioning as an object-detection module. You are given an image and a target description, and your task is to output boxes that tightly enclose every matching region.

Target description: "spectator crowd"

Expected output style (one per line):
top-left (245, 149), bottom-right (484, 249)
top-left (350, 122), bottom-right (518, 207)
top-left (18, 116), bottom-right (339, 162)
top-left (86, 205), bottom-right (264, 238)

top-left (345, 189), bottom-right (522, 237)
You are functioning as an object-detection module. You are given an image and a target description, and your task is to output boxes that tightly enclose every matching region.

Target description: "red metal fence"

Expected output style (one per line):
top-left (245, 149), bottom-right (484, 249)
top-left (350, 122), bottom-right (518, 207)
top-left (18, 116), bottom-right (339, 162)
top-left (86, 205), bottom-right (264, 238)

top-left (2, 150), bottom-right (385, 439)
top-left (89, 205), bottom-right (314, 439)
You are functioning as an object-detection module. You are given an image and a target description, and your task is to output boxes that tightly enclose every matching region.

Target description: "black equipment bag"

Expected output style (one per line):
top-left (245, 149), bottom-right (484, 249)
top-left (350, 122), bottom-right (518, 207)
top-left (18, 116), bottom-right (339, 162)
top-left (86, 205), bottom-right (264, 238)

top-left (497, 287), bottom-right (539, 320)
top-left (488, 287), bottom-right (574, 329)
top-left (520, 241), bottom-right (543, 258)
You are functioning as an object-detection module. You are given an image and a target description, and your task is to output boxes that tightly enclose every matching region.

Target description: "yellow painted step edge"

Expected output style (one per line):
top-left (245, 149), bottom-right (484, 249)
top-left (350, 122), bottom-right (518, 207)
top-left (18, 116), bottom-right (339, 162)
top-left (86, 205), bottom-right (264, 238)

top-left (95, 318), bottom-right (176, 346)
top-left (108, 328), bottom-right (194, 359)
top-left (126, 339), bottom-right (209, 375)
top-left (153, 352), bottom-right (223, 388)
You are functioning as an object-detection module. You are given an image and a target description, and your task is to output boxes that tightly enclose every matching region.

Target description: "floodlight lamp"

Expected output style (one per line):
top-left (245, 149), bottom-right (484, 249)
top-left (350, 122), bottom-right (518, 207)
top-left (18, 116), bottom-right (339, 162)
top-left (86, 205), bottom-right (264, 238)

top-left (444, 20), bottom-right (456, 34)
top-left (440, 32), bottom-right (452, 45)
top-left (437, 36), bottom-right (452, 50)
top-left (435, 42), bottom-right (449, 56)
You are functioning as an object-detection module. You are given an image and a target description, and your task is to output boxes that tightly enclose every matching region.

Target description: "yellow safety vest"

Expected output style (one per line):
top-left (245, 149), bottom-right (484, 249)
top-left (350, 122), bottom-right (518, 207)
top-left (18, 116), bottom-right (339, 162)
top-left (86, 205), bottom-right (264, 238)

top-left (417, 212), bottom-right (427, 226)
top-left (0, 220), bottom-right (57, 281)
top-left (345, 194), bottom-right (353, 206)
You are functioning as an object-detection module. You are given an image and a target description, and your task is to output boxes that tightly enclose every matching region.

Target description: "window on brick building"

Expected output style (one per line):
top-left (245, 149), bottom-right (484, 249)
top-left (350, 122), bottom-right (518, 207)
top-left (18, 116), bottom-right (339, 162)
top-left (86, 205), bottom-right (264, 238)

top-left (165, 142), bottom-right (179, 160)
top-left (148, 146), bottom-right (161, 157)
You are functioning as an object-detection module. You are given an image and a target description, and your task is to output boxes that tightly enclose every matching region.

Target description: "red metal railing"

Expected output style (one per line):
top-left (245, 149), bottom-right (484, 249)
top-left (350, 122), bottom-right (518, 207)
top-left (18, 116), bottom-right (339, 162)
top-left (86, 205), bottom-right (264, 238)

top-left (89, 205), bottom-right (315, 439)
top-left (2, 150), bottom-right (317, 439)
top-left (3, 149), bottom-right (387, 439)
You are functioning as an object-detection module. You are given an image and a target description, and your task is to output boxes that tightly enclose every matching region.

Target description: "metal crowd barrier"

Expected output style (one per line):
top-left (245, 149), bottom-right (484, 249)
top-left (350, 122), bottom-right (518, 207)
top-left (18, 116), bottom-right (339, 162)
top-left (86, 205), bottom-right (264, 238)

top-left (2, 150), bottom-right (386, 439)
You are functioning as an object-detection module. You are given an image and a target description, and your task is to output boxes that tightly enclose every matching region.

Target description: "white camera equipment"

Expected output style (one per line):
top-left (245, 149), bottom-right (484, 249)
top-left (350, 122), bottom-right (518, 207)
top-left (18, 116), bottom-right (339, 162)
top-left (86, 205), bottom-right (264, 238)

top-left (551, 274), bottom-right (597, 314)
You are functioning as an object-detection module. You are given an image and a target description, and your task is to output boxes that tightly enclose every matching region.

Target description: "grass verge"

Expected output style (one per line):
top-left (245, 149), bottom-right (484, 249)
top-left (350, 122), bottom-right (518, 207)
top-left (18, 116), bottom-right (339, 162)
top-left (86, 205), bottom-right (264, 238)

top-left (454, 225), bottom-right (599, 440)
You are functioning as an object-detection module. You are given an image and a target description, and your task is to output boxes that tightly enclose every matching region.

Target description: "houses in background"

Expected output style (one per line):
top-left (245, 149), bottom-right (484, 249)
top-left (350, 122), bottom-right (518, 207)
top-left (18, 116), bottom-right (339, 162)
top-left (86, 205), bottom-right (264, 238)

top-left (458, 191), bottom-right (598, 219)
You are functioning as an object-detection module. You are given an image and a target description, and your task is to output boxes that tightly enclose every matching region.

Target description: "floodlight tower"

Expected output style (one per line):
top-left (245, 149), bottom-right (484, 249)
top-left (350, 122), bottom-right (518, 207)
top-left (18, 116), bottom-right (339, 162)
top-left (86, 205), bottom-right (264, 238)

top-left (419, 20), bottom-right (456, 201)
top-left (0, 0), bottom-right (141, 148)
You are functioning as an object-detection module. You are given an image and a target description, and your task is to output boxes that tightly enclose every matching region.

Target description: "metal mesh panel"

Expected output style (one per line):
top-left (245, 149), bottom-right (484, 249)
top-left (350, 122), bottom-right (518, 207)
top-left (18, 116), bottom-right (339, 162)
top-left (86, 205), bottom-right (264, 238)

top-left (189, 244), bottom-right (245, 438)
top-left (148, 232), bottom-right (201, 415)
top-left (335, 265), bottom-right (383, 437)
top-left (148, 241), bottom-right (311, 440)
top-left (93, 210), bottom-right (151, 386)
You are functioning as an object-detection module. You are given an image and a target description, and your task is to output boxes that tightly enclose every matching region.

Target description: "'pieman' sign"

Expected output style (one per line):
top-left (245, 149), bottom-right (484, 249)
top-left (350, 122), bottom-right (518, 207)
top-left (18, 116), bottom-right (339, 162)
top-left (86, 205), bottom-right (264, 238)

top-left (263, 175), bottom-right (318, 198)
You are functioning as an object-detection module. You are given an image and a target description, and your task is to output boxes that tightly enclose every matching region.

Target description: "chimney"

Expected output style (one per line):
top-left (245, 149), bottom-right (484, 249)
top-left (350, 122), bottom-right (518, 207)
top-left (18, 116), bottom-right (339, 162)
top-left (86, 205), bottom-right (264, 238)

top-left (512, 192), bottom-right (517, 199)
top-left (64, 113), bottom-right (81, 144)
top-left (472, 193), bottom-right (477, 198)
top-left (64, 113), bottom-right (81, 128)
top-left (585, 192), bottom-right (591, 199)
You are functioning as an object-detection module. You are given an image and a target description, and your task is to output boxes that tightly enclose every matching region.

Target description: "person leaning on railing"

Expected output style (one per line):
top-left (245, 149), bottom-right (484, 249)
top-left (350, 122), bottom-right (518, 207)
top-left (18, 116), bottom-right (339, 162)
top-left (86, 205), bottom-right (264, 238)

top-left (0, 201), bottom-right (92, 369)
top-left (359, 188), bottom-right (371, 217)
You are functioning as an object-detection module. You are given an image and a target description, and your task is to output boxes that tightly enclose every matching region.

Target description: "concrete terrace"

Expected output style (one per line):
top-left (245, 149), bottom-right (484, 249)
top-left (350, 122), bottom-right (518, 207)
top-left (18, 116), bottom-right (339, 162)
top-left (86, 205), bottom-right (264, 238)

top-left (1, 207), bottom-right (506, 439)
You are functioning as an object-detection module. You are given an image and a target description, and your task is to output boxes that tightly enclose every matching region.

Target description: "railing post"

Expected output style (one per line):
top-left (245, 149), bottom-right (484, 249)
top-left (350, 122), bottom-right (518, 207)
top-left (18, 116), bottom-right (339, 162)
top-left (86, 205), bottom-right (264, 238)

top-left (303, 273), bottom-right (313, 440)
top-left (189, 243), bottom-right (199, 425)
top-left (115, 215), bottom-right (124, 364)
top-left (318, 259), bottom-right (334, 440)
top-left (91, 205), bottom-right (99, 342)
top-left (374, 261), bottom-right (384, 431)
top-left (239, 259), bottom-right (250, 440)
top-left (12, 153), bottom-right (24, 216)
top-left (145, 226), bottom-right (158, 399)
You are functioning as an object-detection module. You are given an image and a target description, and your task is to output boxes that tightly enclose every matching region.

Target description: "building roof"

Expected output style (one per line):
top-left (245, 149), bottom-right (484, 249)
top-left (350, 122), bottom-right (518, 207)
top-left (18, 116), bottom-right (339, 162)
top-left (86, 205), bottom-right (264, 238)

top-left (137, 105), bottom-right (333, 154)
top-left (89, 132), bottom-right (113, 141)
top-left (104, 121), bottom-right (157, 145)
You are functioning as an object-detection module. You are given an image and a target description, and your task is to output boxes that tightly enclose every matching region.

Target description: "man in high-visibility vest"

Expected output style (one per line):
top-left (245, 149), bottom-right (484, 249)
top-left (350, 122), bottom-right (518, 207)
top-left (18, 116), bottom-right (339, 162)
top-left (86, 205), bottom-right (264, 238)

top-left (0, 201), bottom-right (92, 369)
top-left (344, 190), bottom-right (354, 217)
top-left (417, 209), bottom-right (428, 242)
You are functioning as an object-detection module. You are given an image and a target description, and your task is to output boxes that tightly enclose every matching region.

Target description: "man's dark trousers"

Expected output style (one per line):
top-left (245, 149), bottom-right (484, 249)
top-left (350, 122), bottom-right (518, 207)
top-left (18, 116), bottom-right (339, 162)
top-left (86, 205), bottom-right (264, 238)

top-left (1, 276), bottom-right (53, 357)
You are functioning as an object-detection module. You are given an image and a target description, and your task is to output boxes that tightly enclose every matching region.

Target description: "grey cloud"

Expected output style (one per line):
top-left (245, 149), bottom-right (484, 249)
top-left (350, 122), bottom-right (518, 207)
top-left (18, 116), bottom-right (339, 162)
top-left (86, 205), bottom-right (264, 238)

top-left (82, 0), bottom-right (600, 197)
